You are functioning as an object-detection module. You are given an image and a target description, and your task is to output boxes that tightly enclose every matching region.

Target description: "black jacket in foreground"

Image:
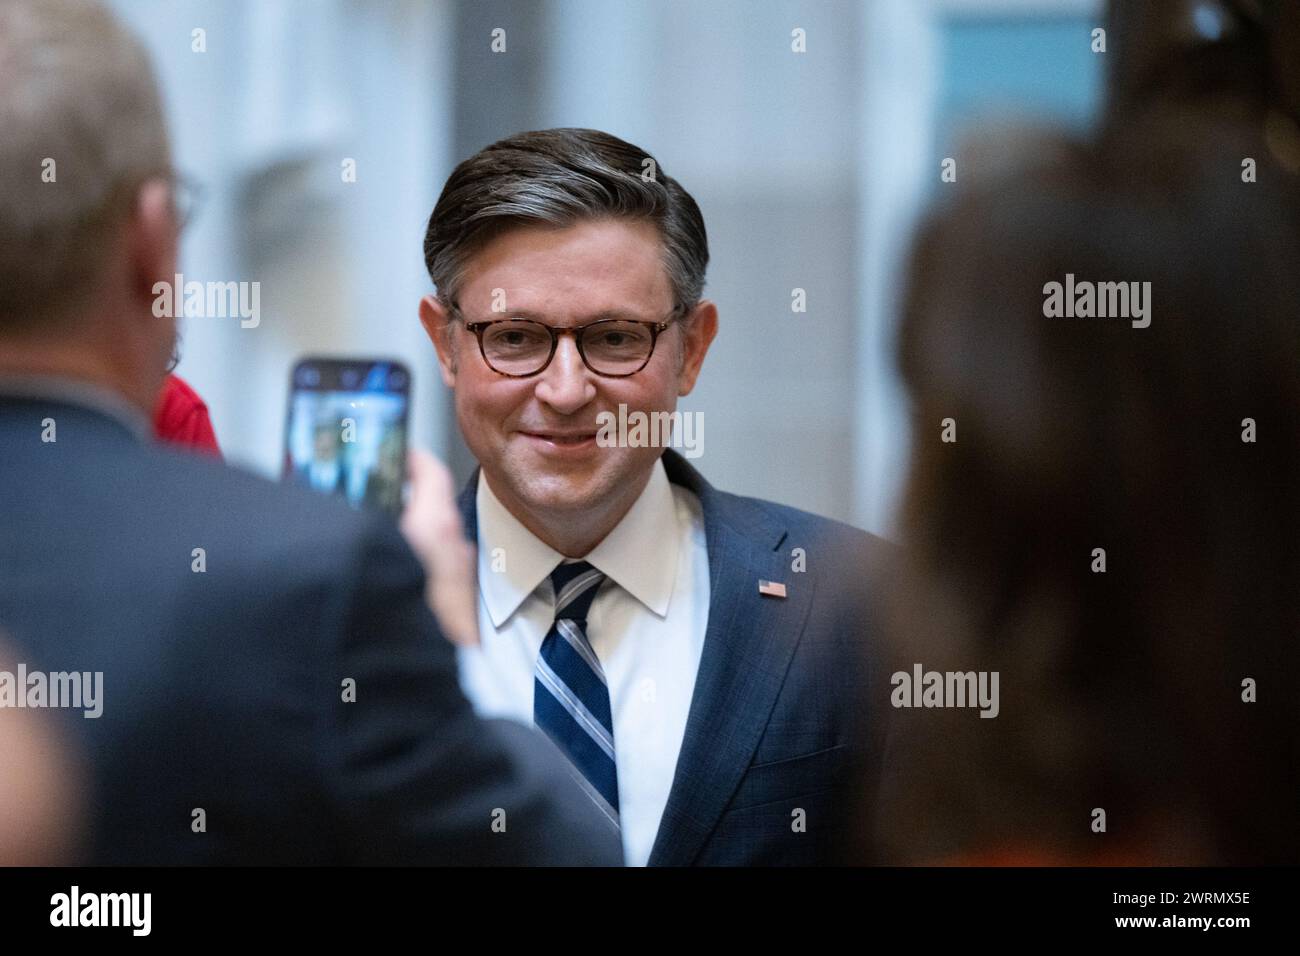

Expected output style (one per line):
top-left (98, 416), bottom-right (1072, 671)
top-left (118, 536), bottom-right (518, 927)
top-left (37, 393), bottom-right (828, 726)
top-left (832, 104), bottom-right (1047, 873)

top-left (0, 395), bottom-right (621, 866)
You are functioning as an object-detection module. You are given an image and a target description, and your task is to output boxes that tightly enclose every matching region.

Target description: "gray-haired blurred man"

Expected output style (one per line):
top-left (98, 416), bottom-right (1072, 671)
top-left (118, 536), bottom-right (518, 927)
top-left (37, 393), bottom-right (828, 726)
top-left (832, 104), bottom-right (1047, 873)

top-left (0, 0), bottom-right (619, 865)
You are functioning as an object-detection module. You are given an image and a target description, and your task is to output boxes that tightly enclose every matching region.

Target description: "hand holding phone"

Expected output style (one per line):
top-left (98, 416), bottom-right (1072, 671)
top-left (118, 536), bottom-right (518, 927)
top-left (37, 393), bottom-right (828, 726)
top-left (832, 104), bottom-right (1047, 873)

top-left (400, 449), bottom-right (479, 647)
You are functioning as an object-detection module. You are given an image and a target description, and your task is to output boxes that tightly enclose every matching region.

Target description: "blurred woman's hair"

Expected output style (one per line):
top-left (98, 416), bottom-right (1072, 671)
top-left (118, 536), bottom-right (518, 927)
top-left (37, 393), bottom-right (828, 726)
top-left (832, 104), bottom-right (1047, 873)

top-left (879, 114), bottom-right (1299, 864)
top-left (1106, 0), bottom-right (1300, 124)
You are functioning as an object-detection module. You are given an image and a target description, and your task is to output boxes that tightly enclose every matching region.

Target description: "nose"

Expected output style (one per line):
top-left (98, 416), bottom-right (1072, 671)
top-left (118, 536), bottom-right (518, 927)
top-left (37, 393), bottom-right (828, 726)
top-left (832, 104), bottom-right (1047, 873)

top-left (534, 332), bottom-right (596, 415)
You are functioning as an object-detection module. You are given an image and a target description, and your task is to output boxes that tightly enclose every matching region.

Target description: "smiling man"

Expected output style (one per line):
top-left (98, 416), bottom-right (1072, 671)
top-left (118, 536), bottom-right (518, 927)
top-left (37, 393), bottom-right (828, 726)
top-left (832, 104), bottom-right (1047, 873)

top-left (418, 128), bottom-right (891, 866)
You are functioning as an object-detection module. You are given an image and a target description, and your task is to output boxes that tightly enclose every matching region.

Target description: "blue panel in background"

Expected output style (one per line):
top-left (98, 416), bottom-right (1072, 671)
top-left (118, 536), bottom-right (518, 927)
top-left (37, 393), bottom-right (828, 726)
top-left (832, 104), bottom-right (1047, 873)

top-left (937, 17), bottom-right (1103, 156)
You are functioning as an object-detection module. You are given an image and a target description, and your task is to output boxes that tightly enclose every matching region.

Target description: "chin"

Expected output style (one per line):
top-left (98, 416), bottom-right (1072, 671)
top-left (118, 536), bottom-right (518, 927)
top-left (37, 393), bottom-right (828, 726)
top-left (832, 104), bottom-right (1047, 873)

top-left (519, 471), bottom-right (610, 513)
top-left (484, 444), bottom-right (650, 517)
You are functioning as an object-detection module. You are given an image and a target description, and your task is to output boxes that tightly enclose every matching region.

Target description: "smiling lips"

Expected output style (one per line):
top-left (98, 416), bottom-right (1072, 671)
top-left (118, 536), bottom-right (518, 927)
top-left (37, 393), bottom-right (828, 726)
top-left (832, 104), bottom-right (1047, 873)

top-left (520, 429), bottom-right (598, 449)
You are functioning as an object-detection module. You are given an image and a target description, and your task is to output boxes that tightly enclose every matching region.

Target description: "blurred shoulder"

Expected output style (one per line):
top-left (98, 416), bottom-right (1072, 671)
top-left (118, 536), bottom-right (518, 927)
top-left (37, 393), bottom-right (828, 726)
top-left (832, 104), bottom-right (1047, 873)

top-left (664, 451), bottom-right (895, 572)
top-left (713, 484), bottom-right (896, 569)
top-left (134, 441), bottom-right (407, 565)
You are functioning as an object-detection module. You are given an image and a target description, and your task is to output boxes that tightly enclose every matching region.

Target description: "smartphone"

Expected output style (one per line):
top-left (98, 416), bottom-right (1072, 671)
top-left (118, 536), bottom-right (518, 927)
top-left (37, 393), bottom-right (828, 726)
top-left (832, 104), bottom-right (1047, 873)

top-left (282, 357), bottom-right (411, 518)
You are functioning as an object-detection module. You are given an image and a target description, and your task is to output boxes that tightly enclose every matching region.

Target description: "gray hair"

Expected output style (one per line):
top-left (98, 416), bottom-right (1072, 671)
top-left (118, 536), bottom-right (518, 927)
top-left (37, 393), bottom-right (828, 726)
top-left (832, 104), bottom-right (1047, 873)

top-left (423, 128), bottom-right (709, 315)
top-left (0, 0), bottom-right (171, 328)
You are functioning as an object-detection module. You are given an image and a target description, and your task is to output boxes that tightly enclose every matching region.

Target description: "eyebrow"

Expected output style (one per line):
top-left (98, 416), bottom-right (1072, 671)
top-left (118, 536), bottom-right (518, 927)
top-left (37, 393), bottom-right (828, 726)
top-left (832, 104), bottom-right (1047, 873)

top-left (483, 308), bottom-right (657, 326)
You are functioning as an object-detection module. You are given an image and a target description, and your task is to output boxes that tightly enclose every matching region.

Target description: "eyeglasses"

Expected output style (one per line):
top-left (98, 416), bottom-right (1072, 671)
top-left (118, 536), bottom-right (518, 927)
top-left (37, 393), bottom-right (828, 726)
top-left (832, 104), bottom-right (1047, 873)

top-left (451, 302), bottom-right (679, 378)
top-left (95, 169), bottom-right (205, 232)
top-left (169, 172), bottom-right (205, 232)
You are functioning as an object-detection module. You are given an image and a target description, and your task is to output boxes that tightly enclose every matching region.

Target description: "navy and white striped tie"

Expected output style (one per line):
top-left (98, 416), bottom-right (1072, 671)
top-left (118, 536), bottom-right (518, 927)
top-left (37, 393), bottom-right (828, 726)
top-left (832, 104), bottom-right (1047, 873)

top-left (534, 560), bottom-right (619, 829)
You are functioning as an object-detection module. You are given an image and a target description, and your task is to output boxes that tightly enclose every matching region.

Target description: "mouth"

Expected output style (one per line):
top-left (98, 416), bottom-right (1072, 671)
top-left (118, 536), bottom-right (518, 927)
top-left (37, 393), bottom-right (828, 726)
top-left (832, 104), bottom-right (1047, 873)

top-left (519, 430), bottom-right (599, 452)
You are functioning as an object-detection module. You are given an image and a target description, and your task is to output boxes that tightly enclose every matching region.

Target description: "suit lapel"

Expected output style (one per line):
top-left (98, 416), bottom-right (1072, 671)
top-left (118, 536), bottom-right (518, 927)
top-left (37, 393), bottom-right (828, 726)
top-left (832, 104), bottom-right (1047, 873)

top-left (647, 452), bottom-right (815, 865)
top-left (457, 455), bottom-right (812, 866)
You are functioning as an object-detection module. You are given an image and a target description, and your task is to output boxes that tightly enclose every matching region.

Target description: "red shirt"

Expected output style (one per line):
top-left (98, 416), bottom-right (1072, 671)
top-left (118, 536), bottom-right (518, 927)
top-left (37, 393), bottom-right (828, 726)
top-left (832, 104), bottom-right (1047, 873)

top-left (154, 374), bottom-right (221, 457)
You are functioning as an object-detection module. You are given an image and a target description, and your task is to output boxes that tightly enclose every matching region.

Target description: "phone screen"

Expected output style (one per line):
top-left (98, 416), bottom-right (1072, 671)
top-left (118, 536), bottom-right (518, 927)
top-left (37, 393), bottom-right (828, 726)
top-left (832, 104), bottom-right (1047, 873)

top-left (282, 357), bottom-right (411, 518)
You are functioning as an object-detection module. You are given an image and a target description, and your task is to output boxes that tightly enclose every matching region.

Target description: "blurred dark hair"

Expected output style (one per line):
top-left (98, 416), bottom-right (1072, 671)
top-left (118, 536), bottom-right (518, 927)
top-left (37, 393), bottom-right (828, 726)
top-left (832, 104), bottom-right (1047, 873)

top-left (1106, 1), bottom-right (1300, 137)
top-left (422, 128), bottom-right (709, 314)
top-left (878, 115), bottom-right (1299, 864)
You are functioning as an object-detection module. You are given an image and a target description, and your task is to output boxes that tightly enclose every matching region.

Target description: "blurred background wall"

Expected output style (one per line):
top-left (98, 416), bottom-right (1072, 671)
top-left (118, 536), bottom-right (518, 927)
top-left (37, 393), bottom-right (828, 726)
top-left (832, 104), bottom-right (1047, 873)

top-left (112, 0), bottom-right (1101, 537)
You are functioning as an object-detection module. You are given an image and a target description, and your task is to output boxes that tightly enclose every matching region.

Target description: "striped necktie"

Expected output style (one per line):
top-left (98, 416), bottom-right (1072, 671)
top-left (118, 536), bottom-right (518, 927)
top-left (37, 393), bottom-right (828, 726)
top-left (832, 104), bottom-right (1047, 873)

top-left (534, 560), bottom-right (619, 829)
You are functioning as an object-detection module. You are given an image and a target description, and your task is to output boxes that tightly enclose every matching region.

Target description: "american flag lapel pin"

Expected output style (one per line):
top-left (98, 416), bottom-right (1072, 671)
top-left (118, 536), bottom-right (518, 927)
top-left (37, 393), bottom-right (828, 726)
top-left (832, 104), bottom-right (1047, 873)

top-left (758, 579), bottom-right (787, 599)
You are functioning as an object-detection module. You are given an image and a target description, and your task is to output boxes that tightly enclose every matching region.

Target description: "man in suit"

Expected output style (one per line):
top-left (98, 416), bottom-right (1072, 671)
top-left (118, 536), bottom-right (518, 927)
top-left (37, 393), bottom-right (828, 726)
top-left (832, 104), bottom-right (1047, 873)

top-left (292, 418), bottom-right (352, 497)
top-left (416, 128), bottom-right (891, 865)
top-left (0, 0), bottom-right (619, 866)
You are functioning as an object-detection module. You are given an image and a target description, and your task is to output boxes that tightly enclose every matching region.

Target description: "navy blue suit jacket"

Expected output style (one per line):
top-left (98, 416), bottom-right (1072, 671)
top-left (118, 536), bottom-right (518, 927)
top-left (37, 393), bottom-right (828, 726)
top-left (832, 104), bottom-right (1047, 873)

top-left (0, 396), bottom-right (621, 866)
top-left (459, 450), bottom-right (893, 865)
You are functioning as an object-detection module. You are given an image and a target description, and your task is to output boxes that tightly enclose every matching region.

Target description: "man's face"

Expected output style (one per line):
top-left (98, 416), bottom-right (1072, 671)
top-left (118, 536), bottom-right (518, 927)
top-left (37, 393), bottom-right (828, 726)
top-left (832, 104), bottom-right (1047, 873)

top-left (422, 218), bottom-right (716, 526)
top-left (313, 426), bottom-right (338, 461)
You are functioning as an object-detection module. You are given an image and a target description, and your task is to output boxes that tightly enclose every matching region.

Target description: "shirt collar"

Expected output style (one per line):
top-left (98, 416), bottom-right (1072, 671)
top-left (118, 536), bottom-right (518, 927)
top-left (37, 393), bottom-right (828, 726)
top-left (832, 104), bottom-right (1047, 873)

top-left (475, 458), bottom-right (680, 628)
top-left (0, 373), bottom-right (150, 442)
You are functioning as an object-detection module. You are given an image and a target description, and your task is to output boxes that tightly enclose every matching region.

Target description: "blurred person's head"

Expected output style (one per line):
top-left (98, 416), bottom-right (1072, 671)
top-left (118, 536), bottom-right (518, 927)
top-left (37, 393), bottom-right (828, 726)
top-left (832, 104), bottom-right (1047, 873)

top-left (881, 115), bottom-right (1299, 865)
top-left (0, 634), bottom-right (84, 864)
top-left (0, 0), bottom-right (179, 414)
top-left (418, 128), bottom-right (718, 555)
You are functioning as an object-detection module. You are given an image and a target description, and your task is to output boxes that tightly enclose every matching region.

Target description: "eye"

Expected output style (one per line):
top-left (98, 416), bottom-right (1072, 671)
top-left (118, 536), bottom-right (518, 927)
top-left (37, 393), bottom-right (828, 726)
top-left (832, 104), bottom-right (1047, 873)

top-left (486, 324), bottom-right (548, 350)
top-left (590, 323), bottom-right (650, 350)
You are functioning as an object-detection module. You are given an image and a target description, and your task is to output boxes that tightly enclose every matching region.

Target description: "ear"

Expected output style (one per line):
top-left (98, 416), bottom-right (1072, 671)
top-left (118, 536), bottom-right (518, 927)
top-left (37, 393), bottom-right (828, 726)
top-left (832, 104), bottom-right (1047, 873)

top-left (419, 294), bottom-right (458, 387)
top-left (676, 299), bottom-right (718, 396)
top-left (129, 179), bottom-right (178, 305)
top-left (126, 178), bottom-right (179, 384)
top-left (128, 178), bottom-right (176, 283)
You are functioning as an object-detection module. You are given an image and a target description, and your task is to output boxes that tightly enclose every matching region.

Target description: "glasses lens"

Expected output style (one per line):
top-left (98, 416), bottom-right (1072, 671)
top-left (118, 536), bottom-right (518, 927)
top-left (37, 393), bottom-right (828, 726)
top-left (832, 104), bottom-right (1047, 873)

top-left (481, 320), bottom-right (554, 375)
top-left (582, 320), bottom-right (655, 374)
top-left (173, 176), bottom-right (203, 231)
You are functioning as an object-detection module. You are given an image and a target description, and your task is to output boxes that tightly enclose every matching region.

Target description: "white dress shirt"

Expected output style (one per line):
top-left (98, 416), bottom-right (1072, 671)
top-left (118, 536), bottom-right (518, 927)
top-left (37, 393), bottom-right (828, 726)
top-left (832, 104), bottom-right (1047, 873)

top-left (457, 458), bottom-right (710, 867)
top-left (309, 458), bottom-right (342, 493)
